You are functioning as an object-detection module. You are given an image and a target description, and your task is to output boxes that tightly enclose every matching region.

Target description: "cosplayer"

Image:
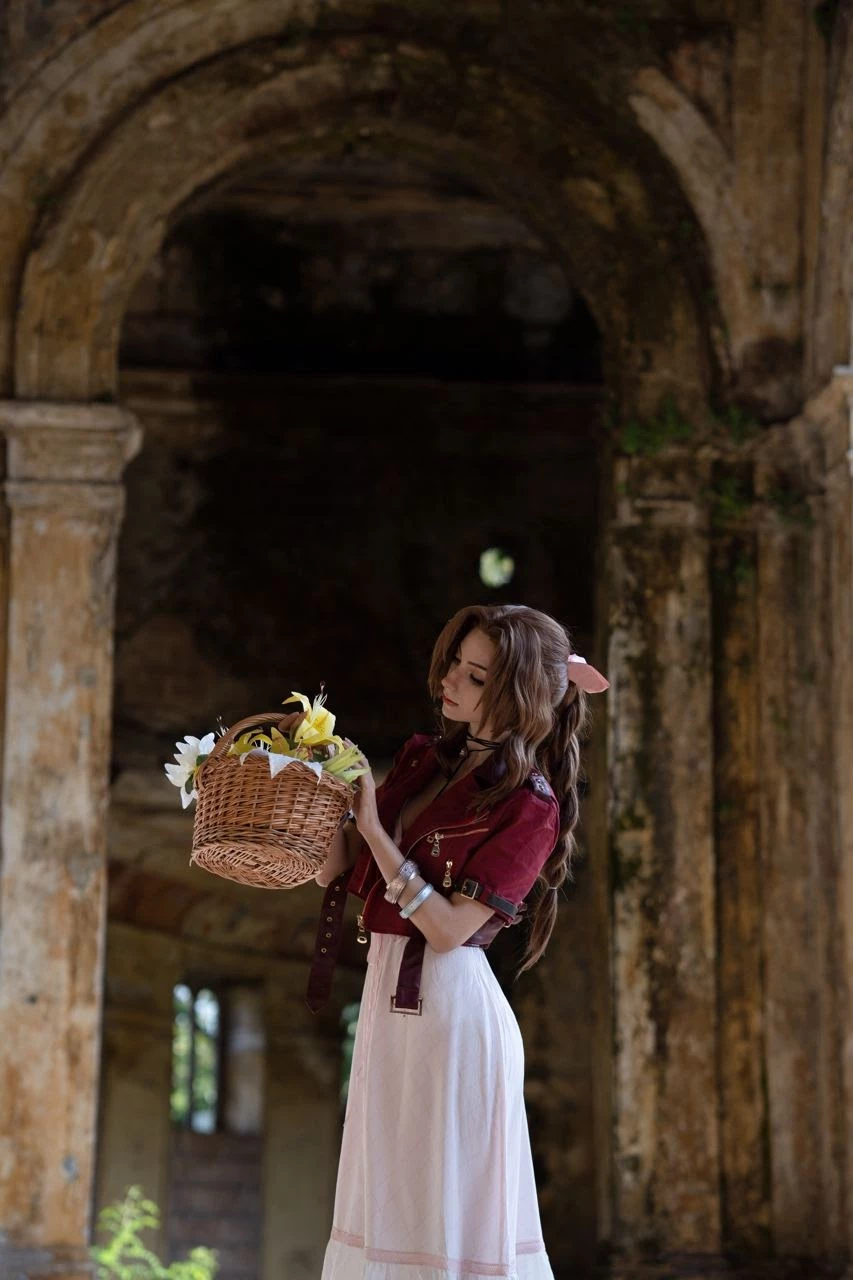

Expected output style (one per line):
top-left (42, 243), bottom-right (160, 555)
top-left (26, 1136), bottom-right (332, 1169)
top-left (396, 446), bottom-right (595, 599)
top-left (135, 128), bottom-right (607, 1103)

top-left (306, 603), bottom-right (609, 1280)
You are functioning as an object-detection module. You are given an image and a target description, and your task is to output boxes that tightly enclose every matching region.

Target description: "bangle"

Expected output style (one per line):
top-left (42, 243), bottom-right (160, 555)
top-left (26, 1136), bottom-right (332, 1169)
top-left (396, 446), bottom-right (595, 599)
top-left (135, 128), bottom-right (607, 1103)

top-left (385, 859), bottom-right (418, 904)
top-left (399, 883), bottom-right (434, 919)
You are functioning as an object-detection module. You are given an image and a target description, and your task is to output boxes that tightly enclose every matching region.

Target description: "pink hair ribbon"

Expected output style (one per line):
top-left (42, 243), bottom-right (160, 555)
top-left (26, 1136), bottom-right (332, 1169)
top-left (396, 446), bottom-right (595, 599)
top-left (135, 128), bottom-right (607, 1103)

top-left (567, 653), bottom-right (609, 693)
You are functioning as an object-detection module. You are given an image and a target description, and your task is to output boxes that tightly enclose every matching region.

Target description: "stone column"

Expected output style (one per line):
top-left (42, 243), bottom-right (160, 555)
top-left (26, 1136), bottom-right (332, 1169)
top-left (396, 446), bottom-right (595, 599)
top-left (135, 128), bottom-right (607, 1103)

top-left (0, 403), bottom-right (142, 1277)
top-left (606, 451), bottom-right (720, 1255)
top-left (828, 371), bottom-right (853, 1259)
top-left (95, 924), bottom-right (183, 1260)
top-left (707, 457), bottom-right (769, 1255)
top-left (751, 381), bottom-right (853, 1258)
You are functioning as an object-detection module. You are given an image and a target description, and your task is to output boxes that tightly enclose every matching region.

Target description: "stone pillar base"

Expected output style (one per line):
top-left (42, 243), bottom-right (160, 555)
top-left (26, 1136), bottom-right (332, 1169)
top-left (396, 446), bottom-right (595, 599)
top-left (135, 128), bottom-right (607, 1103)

top-left (0, 1244), bottom-right (96, 1280)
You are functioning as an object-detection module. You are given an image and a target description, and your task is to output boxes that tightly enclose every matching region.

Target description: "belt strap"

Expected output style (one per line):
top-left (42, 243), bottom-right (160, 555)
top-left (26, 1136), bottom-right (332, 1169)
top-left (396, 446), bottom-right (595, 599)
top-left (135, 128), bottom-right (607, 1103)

top-left (392, 934), bottom-right (428, 1012)
top-left (304, 871), bottom-right (352, 1014)
top-left (454, 877), bottom-right (519, 920)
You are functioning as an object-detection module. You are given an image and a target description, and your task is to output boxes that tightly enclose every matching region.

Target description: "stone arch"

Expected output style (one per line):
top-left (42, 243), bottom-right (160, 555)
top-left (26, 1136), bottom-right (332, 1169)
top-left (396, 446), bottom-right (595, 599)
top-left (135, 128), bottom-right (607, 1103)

top-left (0, 0), bottom-right (309, 389)
top-left (1, 9), bottom-right (715, 406)
top-left (628, 5), bottom-right (821, 420)
top-left (15, 57), bottom-right (621, 398)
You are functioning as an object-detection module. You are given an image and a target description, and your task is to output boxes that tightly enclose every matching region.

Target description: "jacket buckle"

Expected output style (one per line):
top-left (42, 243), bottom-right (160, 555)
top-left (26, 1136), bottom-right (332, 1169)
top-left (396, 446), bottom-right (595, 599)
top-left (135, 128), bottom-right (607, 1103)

top-left (458, 878), bottom-right (481, 901)
top-left (390, 995), bottom-right (423, 1016)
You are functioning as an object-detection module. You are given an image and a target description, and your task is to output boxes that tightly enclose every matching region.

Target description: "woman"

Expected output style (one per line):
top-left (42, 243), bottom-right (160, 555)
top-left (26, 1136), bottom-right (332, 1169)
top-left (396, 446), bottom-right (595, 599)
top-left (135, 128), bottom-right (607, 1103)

top-left (305, 603), bottom-right (609, 1280)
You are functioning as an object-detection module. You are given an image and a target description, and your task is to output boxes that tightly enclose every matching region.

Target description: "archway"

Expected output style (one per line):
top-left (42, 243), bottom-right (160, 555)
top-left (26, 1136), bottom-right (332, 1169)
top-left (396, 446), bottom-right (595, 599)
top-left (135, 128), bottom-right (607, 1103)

top-left (0, 10), bottom-right (719, 1280)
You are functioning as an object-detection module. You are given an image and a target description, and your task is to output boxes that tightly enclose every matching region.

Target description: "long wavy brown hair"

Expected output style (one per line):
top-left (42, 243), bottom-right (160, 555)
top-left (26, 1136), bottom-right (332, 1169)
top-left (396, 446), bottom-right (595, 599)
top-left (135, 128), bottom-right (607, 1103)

top-left (427, 603), bottom-right (592, 973)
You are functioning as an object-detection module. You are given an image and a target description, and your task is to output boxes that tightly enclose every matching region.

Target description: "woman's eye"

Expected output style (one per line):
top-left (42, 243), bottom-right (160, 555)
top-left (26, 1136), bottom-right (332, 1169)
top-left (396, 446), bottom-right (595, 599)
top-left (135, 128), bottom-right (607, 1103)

top-left (470, 675), bottom-right (485, 687)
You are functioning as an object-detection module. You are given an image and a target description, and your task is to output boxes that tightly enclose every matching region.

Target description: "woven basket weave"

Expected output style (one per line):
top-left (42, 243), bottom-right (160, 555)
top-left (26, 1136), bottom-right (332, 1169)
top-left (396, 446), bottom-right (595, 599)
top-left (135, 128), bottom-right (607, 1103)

top-left (191, 712), bottom-right (354, 889)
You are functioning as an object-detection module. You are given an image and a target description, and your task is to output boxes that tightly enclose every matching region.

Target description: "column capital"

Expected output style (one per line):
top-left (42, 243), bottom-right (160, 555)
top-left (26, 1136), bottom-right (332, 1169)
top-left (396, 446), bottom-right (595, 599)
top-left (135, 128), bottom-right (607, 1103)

top-left (0, 401), bottom-right (142, 484)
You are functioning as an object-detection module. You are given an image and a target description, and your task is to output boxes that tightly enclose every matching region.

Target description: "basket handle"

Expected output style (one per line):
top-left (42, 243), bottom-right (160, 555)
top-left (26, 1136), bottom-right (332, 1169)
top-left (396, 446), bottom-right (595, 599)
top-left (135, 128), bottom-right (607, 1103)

top-left (205, 712), bottom-right (296, 763)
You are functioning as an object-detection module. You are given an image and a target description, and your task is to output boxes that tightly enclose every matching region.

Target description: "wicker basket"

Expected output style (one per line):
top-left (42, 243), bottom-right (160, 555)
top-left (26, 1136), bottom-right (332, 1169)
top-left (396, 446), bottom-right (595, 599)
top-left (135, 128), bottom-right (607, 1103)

top-left (191, 712), bottom-right (354, 889)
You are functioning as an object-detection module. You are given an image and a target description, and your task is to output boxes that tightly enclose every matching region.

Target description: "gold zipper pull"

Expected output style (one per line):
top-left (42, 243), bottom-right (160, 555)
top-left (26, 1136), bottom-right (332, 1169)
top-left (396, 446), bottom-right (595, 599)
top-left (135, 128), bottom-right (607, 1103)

top-left (356, 914), bottom-right (368, 944)
top-left (443, 859), bottom-right (453, 889)
top-left (431, 832), bottom-right (443, 857)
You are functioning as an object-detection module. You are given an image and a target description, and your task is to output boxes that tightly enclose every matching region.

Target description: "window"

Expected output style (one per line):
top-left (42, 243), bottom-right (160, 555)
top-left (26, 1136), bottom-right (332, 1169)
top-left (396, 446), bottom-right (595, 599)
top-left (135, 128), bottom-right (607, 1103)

top-left (171, 984), bottom-right (221, 1132)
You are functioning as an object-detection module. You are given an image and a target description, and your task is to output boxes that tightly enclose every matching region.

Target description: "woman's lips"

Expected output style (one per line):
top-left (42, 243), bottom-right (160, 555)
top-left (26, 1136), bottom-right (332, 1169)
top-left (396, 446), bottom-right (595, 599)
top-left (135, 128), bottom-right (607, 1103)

top-left (442, 694), bottom-right (458, 707)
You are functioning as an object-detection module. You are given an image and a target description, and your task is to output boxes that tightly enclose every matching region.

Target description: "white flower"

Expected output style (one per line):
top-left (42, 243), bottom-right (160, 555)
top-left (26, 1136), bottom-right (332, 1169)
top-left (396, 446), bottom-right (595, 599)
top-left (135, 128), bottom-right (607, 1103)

top-left (173, 734), bottom-right (216, 768)
top-left (164, 732), bottom-right (216, 808)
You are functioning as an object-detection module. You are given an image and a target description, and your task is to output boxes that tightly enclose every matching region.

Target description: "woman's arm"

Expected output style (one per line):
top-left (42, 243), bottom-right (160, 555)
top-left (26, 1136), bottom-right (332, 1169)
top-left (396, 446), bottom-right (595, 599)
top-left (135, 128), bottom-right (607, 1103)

top-left (314, 819), bottom-right (361, 887)
top-left (359, 819), bottom-right (495, 952)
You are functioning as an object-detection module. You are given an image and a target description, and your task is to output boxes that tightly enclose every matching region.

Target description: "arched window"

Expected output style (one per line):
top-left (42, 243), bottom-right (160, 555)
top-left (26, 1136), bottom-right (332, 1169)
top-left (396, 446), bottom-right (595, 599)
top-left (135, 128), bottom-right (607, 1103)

top-left (171, 983), bottom-right (221, 1132)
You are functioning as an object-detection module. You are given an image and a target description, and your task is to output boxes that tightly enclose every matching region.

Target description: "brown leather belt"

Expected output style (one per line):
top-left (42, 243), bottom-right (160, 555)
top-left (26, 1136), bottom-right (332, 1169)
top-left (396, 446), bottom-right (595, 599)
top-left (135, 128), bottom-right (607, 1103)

top-left (304, 871), bottom-right (509, 1015)
top-left (305, 872), bottom-right (354, 1014)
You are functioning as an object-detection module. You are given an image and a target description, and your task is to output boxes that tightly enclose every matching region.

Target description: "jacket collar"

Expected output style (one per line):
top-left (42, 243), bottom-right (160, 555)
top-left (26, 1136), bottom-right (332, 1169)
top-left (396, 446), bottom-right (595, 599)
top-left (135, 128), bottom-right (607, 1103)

top-left (471, 747), bottom-right (507, 788)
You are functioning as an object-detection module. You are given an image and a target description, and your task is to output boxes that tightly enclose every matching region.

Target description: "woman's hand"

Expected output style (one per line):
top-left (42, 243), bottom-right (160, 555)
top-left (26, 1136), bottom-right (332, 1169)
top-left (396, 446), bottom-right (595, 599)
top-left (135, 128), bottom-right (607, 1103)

top-left (352, 756), bottom-right (381, 838)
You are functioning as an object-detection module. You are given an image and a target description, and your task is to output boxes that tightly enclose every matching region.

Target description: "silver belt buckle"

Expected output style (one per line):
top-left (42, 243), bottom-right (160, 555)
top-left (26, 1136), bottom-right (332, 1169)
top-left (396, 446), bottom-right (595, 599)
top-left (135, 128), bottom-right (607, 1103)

top-left (390, 995), bottom-right (423, 1015)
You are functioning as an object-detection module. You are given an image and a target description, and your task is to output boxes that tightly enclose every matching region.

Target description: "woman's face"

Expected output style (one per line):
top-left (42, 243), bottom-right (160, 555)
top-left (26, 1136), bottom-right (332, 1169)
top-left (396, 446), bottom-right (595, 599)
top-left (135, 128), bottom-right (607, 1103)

top-left (440, 627), bottom-right (497, 733)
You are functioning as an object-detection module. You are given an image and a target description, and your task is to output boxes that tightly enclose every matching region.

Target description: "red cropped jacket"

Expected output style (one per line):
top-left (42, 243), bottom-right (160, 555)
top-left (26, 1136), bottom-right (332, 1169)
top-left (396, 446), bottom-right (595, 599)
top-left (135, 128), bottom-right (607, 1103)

top-left (305, 733), bottom-right (560, 1016)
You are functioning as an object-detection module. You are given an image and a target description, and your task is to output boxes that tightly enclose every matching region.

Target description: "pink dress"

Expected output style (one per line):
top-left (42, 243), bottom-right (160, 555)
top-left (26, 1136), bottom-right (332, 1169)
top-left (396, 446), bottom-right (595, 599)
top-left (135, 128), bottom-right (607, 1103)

top-left (320, 930), bottom-right (556, 1279)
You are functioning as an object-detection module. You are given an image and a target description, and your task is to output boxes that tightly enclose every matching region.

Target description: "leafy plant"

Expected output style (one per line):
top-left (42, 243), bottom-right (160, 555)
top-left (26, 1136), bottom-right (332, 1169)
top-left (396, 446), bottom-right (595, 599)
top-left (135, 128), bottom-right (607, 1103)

top-left (91, 1187), bottom-right (218, 1280)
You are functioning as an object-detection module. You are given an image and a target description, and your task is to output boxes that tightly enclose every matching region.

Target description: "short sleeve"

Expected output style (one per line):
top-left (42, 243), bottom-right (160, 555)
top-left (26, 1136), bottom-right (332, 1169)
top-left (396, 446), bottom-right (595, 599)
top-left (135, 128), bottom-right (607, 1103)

top-left (459, 788), bottom-right (560, 924)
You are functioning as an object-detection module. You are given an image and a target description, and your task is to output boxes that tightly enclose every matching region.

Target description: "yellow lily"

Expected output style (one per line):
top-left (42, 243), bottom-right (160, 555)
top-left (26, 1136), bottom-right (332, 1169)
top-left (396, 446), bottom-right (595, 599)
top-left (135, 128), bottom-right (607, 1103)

top-left (282, 691), bottom-right (337, 746)
top-left (268, 727), bottom-right (295, 755)
top-left (228, 730), bottom-right (273, 758)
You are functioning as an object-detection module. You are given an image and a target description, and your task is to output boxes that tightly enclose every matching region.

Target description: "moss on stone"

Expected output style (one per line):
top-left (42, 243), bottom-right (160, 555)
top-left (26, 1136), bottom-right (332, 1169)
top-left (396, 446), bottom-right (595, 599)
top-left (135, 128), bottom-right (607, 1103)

top-left (765, 480), bottom-right (816, 530)
top-left (619, 394), bottom-right (693, 456)
top-left (713, 404), bottom-right (762, 446)
top-left (709, 472), bottom-right (753, 528)
top-left (610, 846), bottom-right (644, 893)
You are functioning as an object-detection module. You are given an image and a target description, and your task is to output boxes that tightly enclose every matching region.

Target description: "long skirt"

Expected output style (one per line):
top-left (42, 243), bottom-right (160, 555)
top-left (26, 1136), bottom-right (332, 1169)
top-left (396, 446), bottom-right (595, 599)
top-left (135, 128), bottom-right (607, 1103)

top-left (320, 931), bottom-right (555, 1280)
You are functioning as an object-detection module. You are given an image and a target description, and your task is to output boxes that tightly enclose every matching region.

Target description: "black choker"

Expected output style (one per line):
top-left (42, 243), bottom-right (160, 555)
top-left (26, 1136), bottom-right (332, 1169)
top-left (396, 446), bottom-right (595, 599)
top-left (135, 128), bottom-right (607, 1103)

top-left (466, 734), bottom-right (503, 750)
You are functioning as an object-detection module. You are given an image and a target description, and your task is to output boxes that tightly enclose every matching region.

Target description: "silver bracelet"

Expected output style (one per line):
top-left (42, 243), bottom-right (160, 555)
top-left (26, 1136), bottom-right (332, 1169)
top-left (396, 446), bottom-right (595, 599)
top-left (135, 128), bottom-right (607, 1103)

top-left (399, 883), bottom-right (434, 919)
top-left (384, 859), bottom-right (419, 904)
